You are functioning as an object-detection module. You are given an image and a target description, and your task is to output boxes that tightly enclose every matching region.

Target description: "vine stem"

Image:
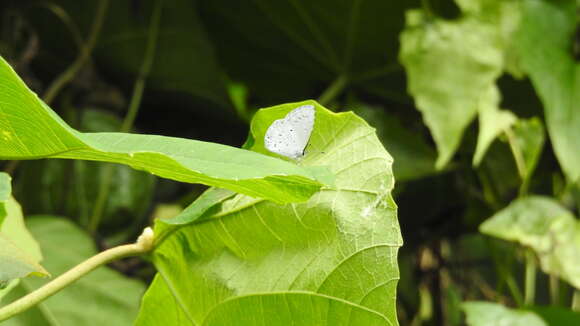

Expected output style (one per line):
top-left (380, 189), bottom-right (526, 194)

top-left (524, 249), bottom-right (536, 306)
top-left (504, 127), bottom-right (529, 197)
top-left (421, 0), bottom-right (435, 19)
top-left (4, 0), bottom-right (108, 174)
top-left (42, 0), bottom-right (110, 105)
top-left (317, 75), bottom-right (348, 106)
top-left (88, 0), bottom-right (163, 233)
top-left (0, 228), bottom-right (155, 322)
top-left (549, 275), bottom-right (559, 305)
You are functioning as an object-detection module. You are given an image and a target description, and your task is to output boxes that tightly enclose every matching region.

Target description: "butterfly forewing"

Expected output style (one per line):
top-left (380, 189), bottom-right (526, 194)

top-left (264, 105), bottom-right (315, 159)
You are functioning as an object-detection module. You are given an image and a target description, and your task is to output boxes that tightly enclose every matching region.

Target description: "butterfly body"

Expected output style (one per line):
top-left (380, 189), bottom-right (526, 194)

top-left (264, 105), bottom-right (315, 159)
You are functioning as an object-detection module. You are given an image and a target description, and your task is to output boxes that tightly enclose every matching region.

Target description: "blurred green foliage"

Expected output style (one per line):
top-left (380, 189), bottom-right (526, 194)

top-left (0, 0), bottom-right (579, 324)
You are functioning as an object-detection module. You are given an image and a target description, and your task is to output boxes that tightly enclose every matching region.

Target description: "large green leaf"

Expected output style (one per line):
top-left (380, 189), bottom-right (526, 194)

top-left (514, 0), bottom-right (579, 182)
top-left (0, 55), bottom-right (332, 204)
top-left (0, 174), bottom-right (46, 292)
top-left (480, 196), bottom-right (580, 288)
top-left (136, 104), bottom-right (402, 325)
top-left (463, 301), bottom-right (546, 326)
top-left (399, 0), bottom-right (520, 169)
top-left (1, 216), bottom-right (145, 325)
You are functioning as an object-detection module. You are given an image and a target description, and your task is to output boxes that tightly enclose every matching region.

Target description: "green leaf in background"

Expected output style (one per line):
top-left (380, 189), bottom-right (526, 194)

top-left (476, 140), bottom-right (521, 203)
top-left (527, 306), bottom-right (580, 326)
top-left (480, 196), bottom-right (580, 288)
top-left (508, 117), bottom-right (545, 184)
top-left (399, 0), bottom-right (521, 169)
top-left (97, 0), bottom-right (230, 108)
top-left (473, 86), bottom-right (516, 166)
top-left (462, 301), bottom-right (546, 326)
top-left (514, 0), bottom-right (579, 182)
top-left (1, 216), bottom-right (145, 325)
top-left (198, 0), bottom-right (416, 102)
top-left (399, 10), bottom-right (503, 169)
top-left (0, 55), bottom-right (333, 204)
top-left (0, 172), bottom-right (11, 224)
top-left (27, 0), bottom-right (229, 109)
top-left (0, 197), bottom-right (47, 296)
top-left (136, 103), bottom-right (402, 325)
top-left (350, 102), bottom-right (437, 181)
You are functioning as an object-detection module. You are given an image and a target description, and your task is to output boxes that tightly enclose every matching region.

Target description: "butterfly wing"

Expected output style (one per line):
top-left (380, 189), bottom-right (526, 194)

top-left (264, 105), bottom-right (315, 159)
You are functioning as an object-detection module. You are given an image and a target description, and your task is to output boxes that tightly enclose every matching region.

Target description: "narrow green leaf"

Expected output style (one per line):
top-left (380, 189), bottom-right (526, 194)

top-left (515, 0), bottom-right (579, 182)
top-left (153, 187), bottom-right (236, 244)
top-left (399, 10), bottom-right (504, 168)
top-left (160, 188), bottom-right (235, 226)
top-left (0, 56), bottom-right (332, 204)
top-left (463, 301), bottom-right (546, 326)
top-left (1, 217), bottom-right (146, 326)
top-left (14, 109), bottom-right (157, 230)
top-left (137, 105), bottom-right (402, 325)
top-left (480, 196), bottom-right (580, 288)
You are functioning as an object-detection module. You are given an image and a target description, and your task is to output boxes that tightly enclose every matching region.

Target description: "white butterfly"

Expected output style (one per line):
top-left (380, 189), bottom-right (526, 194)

top-left (264, 105), bottom-right (315, 159)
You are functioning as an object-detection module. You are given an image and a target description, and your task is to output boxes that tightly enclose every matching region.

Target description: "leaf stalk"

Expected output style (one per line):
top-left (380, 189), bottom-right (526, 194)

top-left (42, 0), bottom-right (109, 105)
top-left (317, 75), bottom-right (348, 106)
top-left (88, 0), bottom-right (163, 233)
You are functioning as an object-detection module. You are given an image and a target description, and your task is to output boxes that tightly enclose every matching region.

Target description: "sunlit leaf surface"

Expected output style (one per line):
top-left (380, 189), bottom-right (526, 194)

top-left (136, 102), bottom-right (402, 325)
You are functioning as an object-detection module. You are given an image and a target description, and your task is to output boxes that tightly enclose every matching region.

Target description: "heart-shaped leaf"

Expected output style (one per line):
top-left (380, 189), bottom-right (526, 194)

top-left (137, 102), bottom-right (402, 325)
